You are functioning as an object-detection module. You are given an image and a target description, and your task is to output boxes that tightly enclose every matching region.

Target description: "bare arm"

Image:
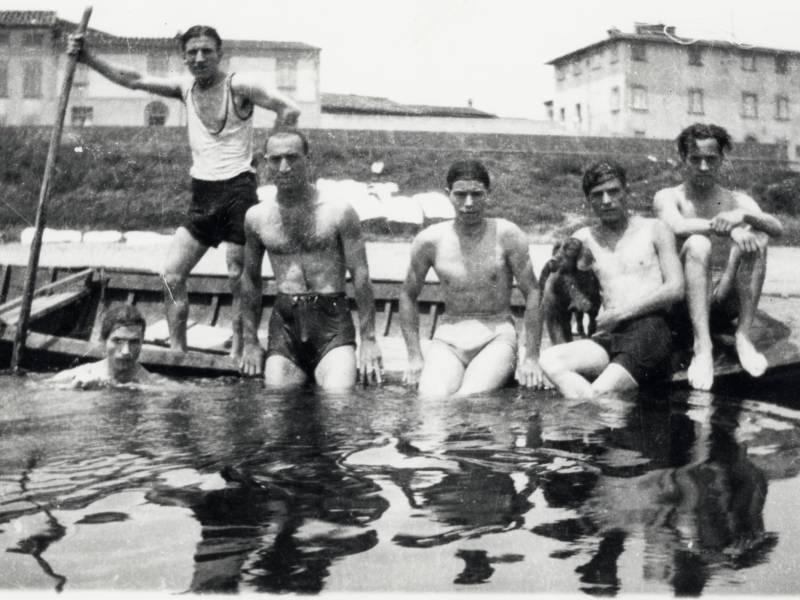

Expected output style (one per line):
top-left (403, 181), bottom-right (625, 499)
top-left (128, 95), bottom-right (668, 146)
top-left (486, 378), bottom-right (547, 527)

top-left (729, 192), bottom-right (783, 238)
top-left (602, 221), bottom-right (684, 327)
top-left (399, 233), bottom-right (434, 383)
top-left (653, 188), bottom-right (714, 237)
top-left (231, 73), bottom-right (301, 126)
top-left (340, 204), bottom-right (382, 382)
top-left (503, 224), bottom-right (546, 388)
top-left (239, 211), bottom-right (266, 376)
top-left (69, 34), bottom-right (183, 99)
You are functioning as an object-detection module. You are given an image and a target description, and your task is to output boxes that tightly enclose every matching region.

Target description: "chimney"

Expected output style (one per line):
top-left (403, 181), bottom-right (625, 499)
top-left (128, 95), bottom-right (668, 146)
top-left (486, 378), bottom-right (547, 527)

top-left (634, 22), bottom-right (673, 36)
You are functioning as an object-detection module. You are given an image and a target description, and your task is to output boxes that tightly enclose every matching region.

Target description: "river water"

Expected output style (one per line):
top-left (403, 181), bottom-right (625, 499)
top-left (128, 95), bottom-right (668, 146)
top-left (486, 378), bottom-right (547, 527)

top-left (1, 376), bottom-right (799, 594)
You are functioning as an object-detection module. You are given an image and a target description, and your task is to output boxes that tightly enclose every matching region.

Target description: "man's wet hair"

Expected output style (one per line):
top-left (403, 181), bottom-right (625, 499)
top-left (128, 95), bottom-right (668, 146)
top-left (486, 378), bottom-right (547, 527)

top-left (582, 161), bottom-right (627, 196)
top-left (179, 25), bottom-right (222, 52)
top-left (264, 127), bottom-right (310, 156)
top-left (677, 123), bottom-right (732, 160)
top-left (100, 305), bottom-right (146, 341)
top-left (446, 159), bottom-right (491, 190)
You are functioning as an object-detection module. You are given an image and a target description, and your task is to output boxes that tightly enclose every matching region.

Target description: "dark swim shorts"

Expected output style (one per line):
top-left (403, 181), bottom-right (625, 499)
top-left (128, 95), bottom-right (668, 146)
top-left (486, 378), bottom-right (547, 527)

top-left (184, 171), bottom-right (258, 247)
top-left (266, 292), bottom-right (357, 375)
top-left (592, 313), bottom-right (673, 384)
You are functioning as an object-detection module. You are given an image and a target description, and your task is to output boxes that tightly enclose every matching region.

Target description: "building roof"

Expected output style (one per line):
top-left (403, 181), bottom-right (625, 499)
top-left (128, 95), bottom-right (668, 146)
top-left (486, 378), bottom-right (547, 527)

top-left (0, 10), bottom-right (318, 52)
top-left (547, 22), bottom-right (800, 65)
top-left (322, 93), bottom-right (495, 118)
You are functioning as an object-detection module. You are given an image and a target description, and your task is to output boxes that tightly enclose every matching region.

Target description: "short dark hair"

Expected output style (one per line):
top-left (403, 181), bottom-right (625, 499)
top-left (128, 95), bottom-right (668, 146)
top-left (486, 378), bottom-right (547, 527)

top-left (676, 123), bottom-right (732, 160)
top-left (446, 159), bottom-right (491, 190)
top-left (100, 305), bottom-right (146, 341)
top-left (582, 161), bottom-right (627, 196)
top-left (180, 25), bottom-right (222, 52)
top-left (264, 127), bottom-right (310, 156)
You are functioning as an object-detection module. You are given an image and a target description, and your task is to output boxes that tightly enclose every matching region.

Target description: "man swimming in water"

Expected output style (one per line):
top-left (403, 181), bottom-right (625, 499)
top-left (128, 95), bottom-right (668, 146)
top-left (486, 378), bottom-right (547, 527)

top-left (399, 159), bottom-right (545, 397)
top-left (654, 123), bottom-right (783, 391)
top-left (48, 305), bottom-right (161, 388)
top-left (69, 26), bottom-right (300, 358)
top-left (239, 128), bottom-right (383, 389)
top-left (539, 161), bottom-right (684, 399)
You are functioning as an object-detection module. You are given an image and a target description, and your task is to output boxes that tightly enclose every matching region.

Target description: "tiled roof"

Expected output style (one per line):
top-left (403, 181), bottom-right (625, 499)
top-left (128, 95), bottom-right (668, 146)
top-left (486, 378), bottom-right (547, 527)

top-left (547, 23), bottom-right (800, 64)
top-left (0, 10), bottom-right (58, 27)
top-left (322, 93), bottom-right (495, 118)
top-left (0, 10), bottom-right (318, 52)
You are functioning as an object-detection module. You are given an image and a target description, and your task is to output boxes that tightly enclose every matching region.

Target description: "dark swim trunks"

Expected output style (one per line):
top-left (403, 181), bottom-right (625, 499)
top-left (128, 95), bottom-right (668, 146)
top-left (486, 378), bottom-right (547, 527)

top-left (184, 171), bottom-right (257, 247)
top-left (592, 313), bottom-right (673, 384)
top-left (266, 292), bottom-right (357, 375)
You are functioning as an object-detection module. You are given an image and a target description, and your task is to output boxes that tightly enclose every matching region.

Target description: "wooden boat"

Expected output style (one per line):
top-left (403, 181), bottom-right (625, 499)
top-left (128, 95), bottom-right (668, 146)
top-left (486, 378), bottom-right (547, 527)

top-left (0, 262), bottom-right (799, 391)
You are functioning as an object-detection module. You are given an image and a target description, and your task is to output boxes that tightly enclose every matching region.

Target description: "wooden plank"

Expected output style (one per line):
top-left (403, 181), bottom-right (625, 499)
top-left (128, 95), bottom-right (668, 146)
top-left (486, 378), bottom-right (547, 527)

top-left (208, 294), bottom-right (220, 326)
top-left (0, 289), bottom-right (88, 325)
top-left (0, 265), bottom-right (11, 304)
top-left (0, 268), bottom-right (94, 313)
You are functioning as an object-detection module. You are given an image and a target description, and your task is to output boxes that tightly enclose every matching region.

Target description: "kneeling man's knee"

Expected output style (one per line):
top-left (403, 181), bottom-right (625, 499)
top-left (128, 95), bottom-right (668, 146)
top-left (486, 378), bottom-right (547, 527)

top-left (538, 349), bottom-right (562, 379)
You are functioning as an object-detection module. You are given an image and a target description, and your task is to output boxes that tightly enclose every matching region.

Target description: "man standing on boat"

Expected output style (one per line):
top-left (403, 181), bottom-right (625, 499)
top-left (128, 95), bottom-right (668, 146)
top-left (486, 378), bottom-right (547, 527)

top-left (654, 124), bottom-right (783, 391)
top-left (239, 128), bottom-right (383, 389)
top-left (538, 161), bottom-right (684, 400)
top-left (399, 159), bottom-right (546, 397)
top-left (68, 26), bottom-right (301, 359)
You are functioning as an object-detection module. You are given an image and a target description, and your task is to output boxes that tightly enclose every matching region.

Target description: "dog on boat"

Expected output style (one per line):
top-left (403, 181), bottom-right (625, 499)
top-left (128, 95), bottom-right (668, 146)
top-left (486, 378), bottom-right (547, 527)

top-left (539, 237), bottom-right (601, 345)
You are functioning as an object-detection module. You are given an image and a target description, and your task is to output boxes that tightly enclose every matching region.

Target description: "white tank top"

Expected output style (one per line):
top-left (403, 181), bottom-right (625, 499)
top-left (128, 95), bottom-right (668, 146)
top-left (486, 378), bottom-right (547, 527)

top-left (185, 73), bottom-right (254, 181)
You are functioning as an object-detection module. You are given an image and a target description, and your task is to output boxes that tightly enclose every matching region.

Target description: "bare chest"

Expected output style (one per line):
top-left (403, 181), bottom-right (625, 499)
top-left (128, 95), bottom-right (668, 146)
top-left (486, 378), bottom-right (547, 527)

top-left (434, 237), bottom-right (509, 288)
top-left (261, 212), bottom-right (340, 255)
top-left (192, 84), bottom-right (229, 132)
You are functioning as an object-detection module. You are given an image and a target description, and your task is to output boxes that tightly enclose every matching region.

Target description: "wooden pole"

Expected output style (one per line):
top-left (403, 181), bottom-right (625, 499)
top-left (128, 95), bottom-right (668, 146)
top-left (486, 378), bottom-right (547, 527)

top-left (11, 7), bottom-right (93, 372)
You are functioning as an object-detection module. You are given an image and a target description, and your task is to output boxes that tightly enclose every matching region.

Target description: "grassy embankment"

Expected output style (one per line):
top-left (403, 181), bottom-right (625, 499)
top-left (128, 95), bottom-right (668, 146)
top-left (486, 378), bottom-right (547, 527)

top-left (2, 126), bottom-right (800, 243)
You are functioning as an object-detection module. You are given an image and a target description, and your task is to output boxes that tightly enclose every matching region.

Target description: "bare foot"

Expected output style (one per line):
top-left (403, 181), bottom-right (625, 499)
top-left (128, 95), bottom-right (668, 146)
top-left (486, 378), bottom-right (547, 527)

top-left (735, 333), bottom-right (768, 377)
top-left (688, 350), bottom-right (714, 391)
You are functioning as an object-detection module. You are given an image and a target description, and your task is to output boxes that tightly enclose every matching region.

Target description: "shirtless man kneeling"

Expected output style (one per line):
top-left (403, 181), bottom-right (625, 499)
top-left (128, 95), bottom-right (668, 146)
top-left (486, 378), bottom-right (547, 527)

top-left (538, 161), bottom-right (684, 400)
top-left (48, 305), bottom-right (161, 388)
top-left (654, 123), bottom-right (783, 391)
top-left (399, 159), bottom-right (545, 398)
top-left (239, 128), bottom-right (382, 389)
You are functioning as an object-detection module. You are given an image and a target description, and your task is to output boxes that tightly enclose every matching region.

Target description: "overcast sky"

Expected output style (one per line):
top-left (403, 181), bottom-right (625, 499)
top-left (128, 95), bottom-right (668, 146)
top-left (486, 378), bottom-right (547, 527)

top-left (2, 0), bottom-right (799, 118)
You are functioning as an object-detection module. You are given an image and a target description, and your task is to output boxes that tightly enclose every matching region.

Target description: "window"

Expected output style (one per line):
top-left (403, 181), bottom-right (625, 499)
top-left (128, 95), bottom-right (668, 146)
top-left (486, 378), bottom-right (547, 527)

top-left (688, 88), bottom-right (704, 115)
top-left (0, 61), bottom-right (7, 98)
top-left (631, 85), bottom-right (648, 111)
top-left (559, 107), bottom-right (565, 122)
top-left (631, 43), bottom-right (647, 62)
top-left (575, 103), bottom-right (582, 123)
top-left (22, 32), bottom-right (44, 47)
top-left (71, 106), bottom-right (93, 127)
top-left (742, 92), bottom-right (758, 118)
top-left (147, 54), bottom-right (169, 76)
top-left (556, 65), bottom-right (565, 81)
top-left (610, 86), bottom-right (620, 112)
top-left (609, 43), bottom-right (619, 63)
top-left (741, 53), bottom-right (756, 71)
top-left (0, 32), bottom-right (9, 45)
top-left (776, 95), bottom-right (790, 120)
top-left (276, 57), bottom-right (297, 93)
top-left (23, 61), bottom-right (42, 98)
top-left (572, 60), bottom-right (582, 76)
top-left (776, 54), bottom-right (788, 74)
top-left (591, 51), bottom-right (601, 70)
top-left (145, 101), bottom-right (168, 126)
top-left (688, 46), bottom-right (703, 66)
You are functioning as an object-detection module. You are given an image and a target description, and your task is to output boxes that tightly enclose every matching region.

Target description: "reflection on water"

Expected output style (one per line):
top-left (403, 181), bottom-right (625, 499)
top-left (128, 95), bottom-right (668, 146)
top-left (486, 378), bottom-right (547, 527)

top-left (1, 376), bottom-right (799, 593)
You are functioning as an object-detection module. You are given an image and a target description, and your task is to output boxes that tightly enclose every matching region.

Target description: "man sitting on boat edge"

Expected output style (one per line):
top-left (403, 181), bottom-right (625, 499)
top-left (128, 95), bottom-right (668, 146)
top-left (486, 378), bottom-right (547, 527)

top-left (47, 305), bottom-right (163, 389)
top-left (399, 159), bottom-right (546, 397)
top-left (239, 128), bottom-right (383, 389)
top-left (538, 161), bottom-right (684, 400)
top-left (654, 123), bottom-right (784, 391)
